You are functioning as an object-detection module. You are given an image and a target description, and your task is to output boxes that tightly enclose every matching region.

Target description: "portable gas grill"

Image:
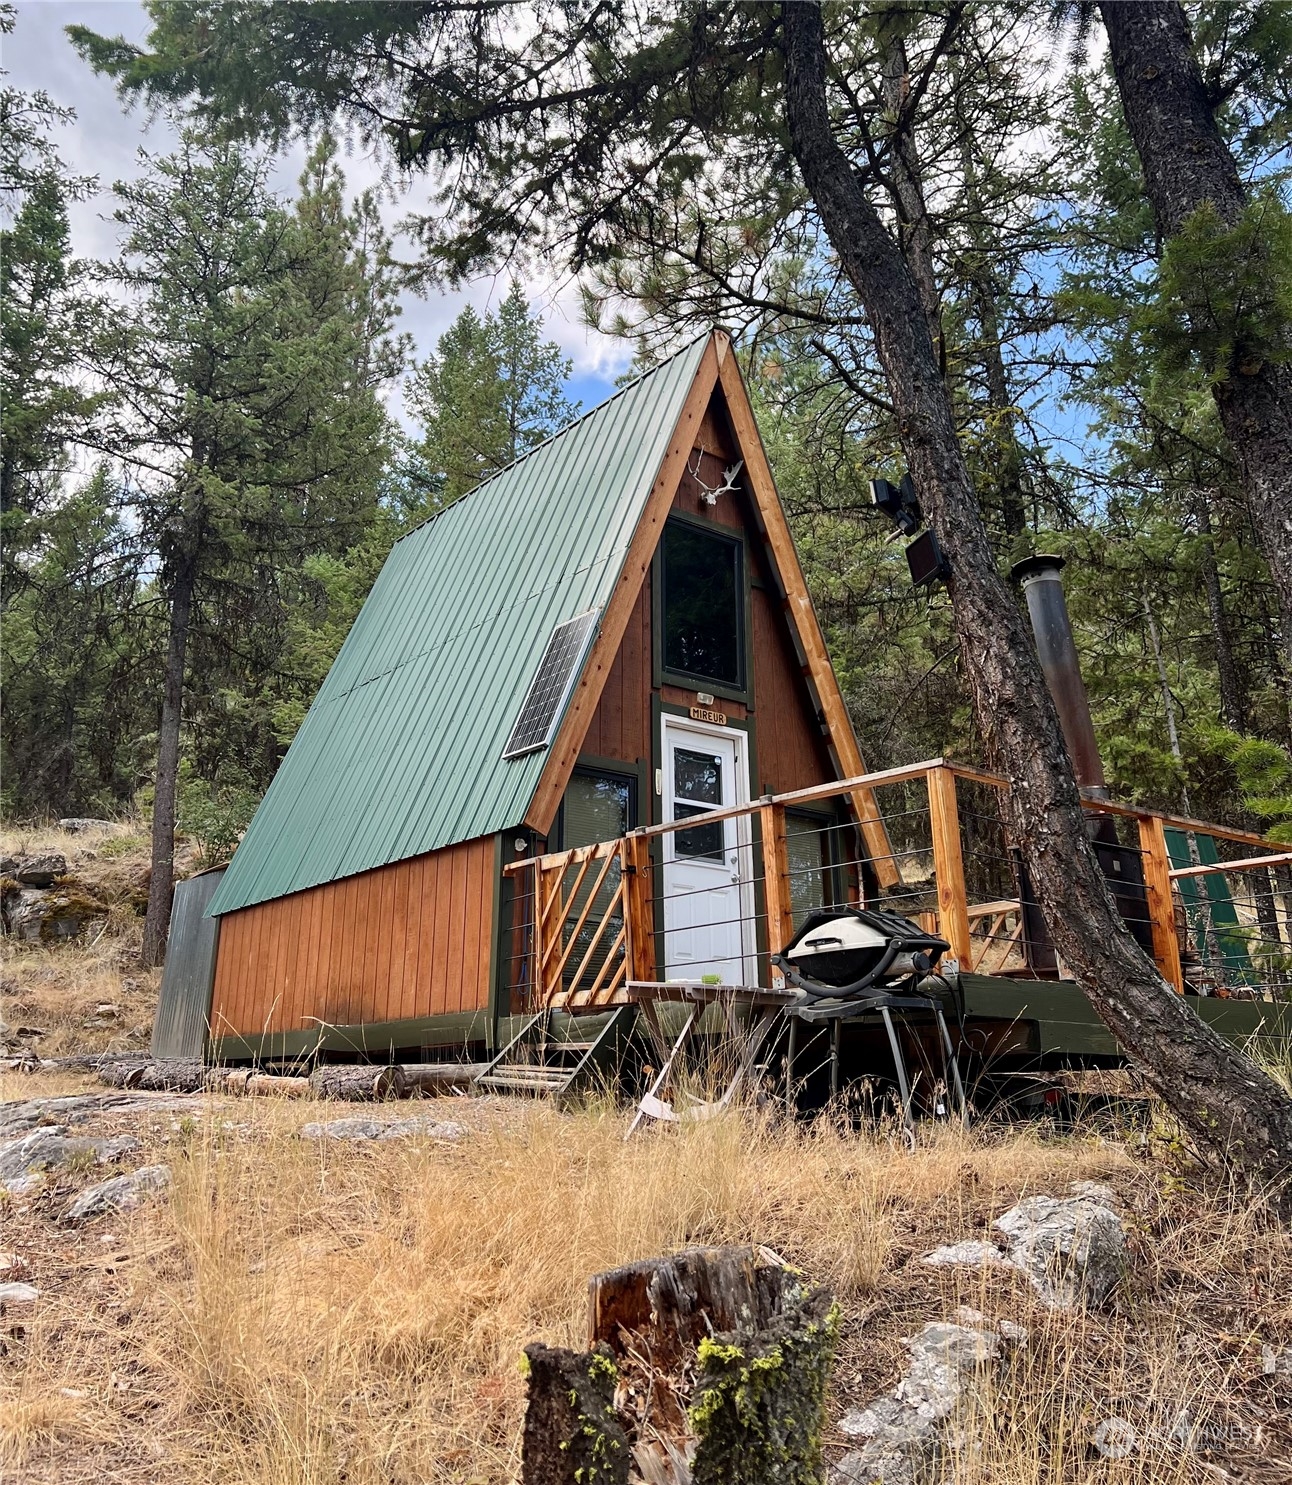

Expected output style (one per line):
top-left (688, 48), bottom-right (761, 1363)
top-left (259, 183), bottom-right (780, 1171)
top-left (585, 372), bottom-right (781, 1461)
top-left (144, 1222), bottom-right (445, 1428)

top-left (771, 907), bottom-right (967, 1130)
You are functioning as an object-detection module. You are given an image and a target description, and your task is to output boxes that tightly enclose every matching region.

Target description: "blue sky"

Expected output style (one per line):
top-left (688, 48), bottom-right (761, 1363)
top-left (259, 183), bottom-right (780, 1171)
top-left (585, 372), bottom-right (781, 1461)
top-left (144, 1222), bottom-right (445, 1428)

top-left (5, 0), bottom-right (628, 422)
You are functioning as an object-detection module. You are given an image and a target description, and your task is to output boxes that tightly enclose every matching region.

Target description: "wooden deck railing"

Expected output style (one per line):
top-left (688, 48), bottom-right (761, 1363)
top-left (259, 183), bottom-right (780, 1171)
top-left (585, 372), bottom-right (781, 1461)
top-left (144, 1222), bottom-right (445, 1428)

top-left (502, 759), bottom-right (1290, 1010)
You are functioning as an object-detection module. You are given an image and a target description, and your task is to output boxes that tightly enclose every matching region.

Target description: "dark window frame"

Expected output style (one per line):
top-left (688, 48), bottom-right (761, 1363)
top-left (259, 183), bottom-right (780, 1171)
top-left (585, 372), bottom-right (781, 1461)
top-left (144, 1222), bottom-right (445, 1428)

top-left (654, 513), bottom-right (750, 702)
top-left (553, 763), bottom-right (639, 851)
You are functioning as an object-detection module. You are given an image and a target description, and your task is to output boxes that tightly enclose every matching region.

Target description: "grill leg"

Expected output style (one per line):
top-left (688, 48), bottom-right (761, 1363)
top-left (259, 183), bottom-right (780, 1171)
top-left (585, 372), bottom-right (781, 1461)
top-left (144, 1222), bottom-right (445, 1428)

top-left (786, 1013), bottom-right (798, 1115)
top-left (880, 1005), bottom-right (916, 1135)
top-left (934, 1006), bottom-right (968, 1121)
top-left (830, 1017), bottom-right (841, 1100)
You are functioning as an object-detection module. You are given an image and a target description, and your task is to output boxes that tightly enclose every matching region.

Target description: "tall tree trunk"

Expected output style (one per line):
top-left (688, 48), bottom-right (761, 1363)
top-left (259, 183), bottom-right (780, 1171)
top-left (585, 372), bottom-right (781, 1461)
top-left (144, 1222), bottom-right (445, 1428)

top-left (780, 0), bottom-right (1292, 1209)
top-left (141, 557), bottom-right (195, 967)
top-left (1192, 493), bottom-right (1245, 731)
top-left (1099, 0), bottom-right (1292, 665)
top-left (960, 139), bottom-right (1027, 541)
top-left (878, 30), bottom-right (942, 364)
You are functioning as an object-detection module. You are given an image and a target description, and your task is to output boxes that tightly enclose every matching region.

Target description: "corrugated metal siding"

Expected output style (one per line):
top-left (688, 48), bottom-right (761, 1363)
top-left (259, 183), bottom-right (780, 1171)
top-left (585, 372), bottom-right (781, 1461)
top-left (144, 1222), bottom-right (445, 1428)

top-left (151, 868), bottom-right (225, 1059)
top-left (208, 837), bottom-right (495, 1037)
top-left (210, 336), bottom-right (710, 917)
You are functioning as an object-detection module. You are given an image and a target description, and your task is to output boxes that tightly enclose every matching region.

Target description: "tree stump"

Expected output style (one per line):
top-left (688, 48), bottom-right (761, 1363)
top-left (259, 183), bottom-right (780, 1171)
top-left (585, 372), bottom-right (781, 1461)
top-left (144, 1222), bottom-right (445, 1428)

top-left (521, 1342), bottom-right (630, 1485)
top-left (520, 1246), bottom-right (837, 1485)
top-left (307, 1063), bottom-right (407, 1101)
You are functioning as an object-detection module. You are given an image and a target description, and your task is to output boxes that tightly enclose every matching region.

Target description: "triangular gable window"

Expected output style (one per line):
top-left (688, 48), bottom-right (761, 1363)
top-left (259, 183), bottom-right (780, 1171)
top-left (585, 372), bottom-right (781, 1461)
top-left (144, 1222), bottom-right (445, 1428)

top-left (502, 609), bottom-right (600, 759)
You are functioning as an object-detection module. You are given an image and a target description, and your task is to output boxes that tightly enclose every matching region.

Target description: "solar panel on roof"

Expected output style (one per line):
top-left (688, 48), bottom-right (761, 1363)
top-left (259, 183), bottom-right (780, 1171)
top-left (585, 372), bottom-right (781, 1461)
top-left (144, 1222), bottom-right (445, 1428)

top-left (502, 609), bottom-right (600, 759)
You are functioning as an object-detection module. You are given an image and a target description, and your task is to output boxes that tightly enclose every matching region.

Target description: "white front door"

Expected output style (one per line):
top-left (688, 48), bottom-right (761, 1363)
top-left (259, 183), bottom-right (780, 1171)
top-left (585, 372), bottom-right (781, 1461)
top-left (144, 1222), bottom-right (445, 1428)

top-left (661, 717), bottom-right (754, 984)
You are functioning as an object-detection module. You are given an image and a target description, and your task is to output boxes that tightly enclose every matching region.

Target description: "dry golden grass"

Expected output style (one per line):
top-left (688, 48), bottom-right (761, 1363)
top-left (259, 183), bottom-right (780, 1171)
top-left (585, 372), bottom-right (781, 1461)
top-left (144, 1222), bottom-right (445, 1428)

top-left (2, 1077), bottom-right (1288, 1484)
top-left (0, 824), bottom-right (192, 1056)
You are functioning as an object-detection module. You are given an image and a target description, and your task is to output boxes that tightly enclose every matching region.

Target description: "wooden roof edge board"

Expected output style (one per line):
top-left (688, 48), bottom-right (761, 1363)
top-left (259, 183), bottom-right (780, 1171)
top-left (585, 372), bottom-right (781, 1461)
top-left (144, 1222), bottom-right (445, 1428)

top-left (713, 351), bottom-right (900, 887)
top-left (523, 332), bottom-right (725, 834)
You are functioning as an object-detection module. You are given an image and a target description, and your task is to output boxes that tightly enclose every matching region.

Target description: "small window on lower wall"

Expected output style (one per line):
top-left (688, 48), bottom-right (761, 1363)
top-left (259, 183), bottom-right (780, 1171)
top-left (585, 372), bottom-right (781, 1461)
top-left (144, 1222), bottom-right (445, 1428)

top-left (561, 769), bottom-right (634, 849)
top-left (559, 768), bottom-right (636, 994)
top-left (786, 811), bottom-right (835, 928)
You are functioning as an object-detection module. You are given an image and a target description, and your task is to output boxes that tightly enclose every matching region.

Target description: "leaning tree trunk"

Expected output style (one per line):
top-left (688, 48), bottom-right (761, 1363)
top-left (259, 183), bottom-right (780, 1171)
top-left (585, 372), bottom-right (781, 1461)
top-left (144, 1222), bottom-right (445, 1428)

top-left (1099, 0), bottom-right (1292, 665)
top-left (141, 556), bottom-right (195, 968)
top-left (780, 0), bottom-right (1292, 1209)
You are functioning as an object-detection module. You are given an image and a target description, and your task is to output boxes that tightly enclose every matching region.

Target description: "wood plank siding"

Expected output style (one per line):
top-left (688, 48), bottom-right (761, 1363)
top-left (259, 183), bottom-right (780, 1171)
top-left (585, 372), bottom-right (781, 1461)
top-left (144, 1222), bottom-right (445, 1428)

top-left (208, 834), bottom-right (495, 1039)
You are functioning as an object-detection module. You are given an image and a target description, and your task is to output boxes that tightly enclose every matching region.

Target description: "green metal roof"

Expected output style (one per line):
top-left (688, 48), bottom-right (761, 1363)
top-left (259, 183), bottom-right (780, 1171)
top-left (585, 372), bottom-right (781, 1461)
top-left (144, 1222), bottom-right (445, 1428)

top-left (208, 335), bottom-right (710, 917)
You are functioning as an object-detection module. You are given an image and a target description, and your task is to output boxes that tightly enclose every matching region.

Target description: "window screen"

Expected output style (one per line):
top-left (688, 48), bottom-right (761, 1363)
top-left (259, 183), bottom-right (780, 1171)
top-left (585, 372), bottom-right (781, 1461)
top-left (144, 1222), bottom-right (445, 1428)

top-left (786, 812), bottom-right (832, 928)
top-left (562, 771), bottom-right (632, 848)
top-left (560, 770), bottom-right (633, 992)
top-left (503, 609), bottom-right (599, 759)
top-left (661, 520), bottom-right (743, 687)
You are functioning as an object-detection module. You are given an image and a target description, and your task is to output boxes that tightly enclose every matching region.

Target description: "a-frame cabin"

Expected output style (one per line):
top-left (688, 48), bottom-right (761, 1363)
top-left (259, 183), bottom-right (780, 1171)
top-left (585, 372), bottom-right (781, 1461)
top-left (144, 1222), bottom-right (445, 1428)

top-left (204, 330), bottom-right (893, 1061)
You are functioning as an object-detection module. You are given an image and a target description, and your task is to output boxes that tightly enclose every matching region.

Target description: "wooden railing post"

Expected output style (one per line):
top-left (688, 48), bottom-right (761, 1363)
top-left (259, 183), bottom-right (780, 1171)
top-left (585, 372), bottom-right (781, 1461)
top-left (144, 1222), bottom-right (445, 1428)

top-left (926, 766), bottom-right (973, 970)
top-left (1137, 813), bottom-right (1184, 992)
top-left (761, 802), bottom-right (794, 982)
top-left (623, 832), bottom-right (656, 984)
top-left (530, 860), bottom-right (546, 1009)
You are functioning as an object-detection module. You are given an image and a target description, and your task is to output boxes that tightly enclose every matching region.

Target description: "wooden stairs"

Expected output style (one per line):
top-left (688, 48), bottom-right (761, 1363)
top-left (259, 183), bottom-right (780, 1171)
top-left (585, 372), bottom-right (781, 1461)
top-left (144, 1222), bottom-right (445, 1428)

top-left (474, 1006), bottom-right (635, 1098)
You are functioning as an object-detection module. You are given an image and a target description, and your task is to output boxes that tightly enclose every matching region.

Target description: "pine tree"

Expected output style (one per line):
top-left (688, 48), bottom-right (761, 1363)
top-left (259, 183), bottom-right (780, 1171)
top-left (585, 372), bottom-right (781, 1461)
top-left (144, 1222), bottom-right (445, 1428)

top-left (94, 136), bottom-right (397, 963)
top-left (406, 283), bottom-right (577, 505)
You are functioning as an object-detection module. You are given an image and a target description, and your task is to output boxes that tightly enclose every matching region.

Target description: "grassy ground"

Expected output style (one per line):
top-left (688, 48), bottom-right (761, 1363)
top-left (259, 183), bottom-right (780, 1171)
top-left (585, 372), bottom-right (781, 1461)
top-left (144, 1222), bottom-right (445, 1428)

top-left (1, 1070), bottom-right (1289, 1484)
top-left (0, 823), bottom-right (189, 1057)
top-left (3, 843), bottom-right (1290, 1482)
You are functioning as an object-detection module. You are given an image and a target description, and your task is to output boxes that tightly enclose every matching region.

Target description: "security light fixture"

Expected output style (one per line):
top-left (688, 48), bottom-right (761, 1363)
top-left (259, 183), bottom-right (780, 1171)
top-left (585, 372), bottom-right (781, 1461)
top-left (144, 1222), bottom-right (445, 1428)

top-left (870, 474), bottom-right (923, 536)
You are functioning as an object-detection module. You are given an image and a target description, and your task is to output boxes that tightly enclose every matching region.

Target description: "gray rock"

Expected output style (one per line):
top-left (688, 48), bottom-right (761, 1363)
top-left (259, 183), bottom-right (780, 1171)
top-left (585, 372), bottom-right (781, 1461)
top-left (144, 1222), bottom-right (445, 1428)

top-left (0, 857), bottom-right (18, 877)
top-left (299, 1114), bottom-right (468, 1142)
top-left (65, 1164), bottom-right (171, 1221)
top-left (58, 818), bottom-right (125, 835)
top-left (0, 1282), bottom-right (39, 1304)
top-left (0, 1094), bottom-right (139, 1138)
top-left (3, 885), bottom-right (105, 943)
top-left (921, 1240), bottom-right (1011, 1269)
top-left (1069, 1180), bottom-right (1119, 1205)
top-left (0, 1091), bottom-right (207, 1142)
top-left (833, 1316), bottom-right (1025, 1484)
top-left (993, 1193), bottom-right (1126, 1309)
top-left (0, 1126), bottom-right (141, 1191)
top-left (14, 853), bottom-right (68, 887)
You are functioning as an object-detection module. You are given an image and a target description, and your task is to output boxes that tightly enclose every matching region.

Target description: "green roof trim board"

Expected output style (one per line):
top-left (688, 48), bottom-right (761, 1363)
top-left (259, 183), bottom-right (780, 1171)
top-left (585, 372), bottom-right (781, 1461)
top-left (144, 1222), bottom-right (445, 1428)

top-left (207, 336), bottom-right (711, 918)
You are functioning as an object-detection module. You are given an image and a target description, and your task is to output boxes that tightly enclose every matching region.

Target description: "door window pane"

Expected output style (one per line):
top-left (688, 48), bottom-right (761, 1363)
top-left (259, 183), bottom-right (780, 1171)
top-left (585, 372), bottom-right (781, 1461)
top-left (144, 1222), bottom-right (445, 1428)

top-left (662, 520), bottom-right (744, 687)
top-left (675, 748), bottom-right (721, 805)
top-left (675, 802), bottom-right (725, 860)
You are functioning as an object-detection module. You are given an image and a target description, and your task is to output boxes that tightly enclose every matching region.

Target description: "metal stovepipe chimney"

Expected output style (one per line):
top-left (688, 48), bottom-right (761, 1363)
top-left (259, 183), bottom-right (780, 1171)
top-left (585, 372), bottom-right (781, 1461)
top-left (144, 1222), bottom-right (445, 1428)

top-left (1010, 554), bottom-right (1110, 802)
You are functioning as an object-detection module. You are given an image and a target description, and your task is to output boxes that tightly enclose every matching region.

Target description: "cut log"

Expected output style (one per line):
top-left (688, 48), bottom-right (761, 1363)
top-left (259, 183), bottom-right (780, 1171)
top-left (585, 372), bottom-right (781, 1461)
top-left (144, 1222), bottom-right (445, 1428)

top-left (401, 1061), bottom-right (489, 1093)
top-left (522, 1245), bottom-right (837, 1484)
top-left (307, 1064), bottom-right (407, 1102)
top-left (214, 1069), bottom-right (311, 1098)
top-left (98, 1058), bottom-right (206, 1092)
top-left (521, 1342), bottom-right (630, 1485)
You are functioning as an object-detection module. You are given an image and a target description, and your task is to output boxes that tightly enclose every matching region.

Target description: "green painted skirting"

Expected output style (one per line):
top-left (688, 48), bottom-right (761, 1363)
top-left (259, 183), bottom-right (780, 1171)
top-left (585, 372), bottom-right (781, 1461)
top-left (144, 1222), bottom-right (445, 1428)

top-left (959, 972), bottom-right (1292, 1057)
top-left (210, 1010), bottom-right (489, 1064)
top-left (210, 976), bottom-right (1292, 1067)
